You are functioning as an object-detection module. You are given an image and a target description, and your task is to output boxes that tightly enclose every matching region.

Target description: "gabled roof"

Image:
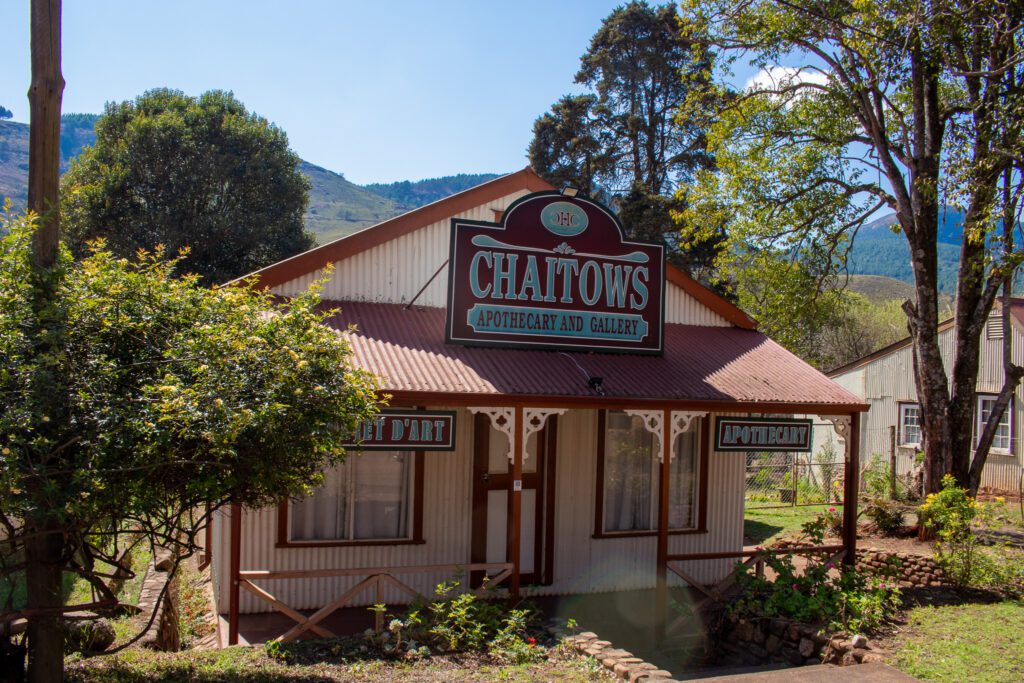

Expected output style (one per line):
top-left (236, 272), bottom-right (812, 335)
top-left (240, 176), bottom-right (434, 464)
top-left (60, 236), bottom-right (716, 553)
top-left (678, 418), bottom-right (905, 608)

top-left (324, 300), bottom-right (865, 411)
top-left (827, 298), bottom-right (1024, 377)
top-left (239, 167), bottom-right (757, 330)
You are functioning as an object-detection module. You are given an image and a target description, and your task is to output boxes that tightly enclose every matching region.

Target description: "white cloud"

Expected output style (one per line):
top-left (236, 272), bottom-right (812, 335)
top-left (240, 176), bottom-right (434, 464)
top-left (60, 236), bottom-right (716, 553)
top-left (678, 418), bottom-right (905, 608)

top-left (745, 66), bottom-right (829, 92)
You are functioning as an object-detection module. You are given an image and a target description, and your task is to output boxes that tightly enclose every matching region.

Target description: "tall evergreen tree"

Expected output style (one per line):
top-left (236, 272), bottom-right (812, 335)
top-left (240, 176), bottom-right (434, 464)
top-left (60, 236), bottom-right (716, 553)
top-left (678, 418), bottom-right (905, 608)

top-left (528, 1), bottom-right (721, 274)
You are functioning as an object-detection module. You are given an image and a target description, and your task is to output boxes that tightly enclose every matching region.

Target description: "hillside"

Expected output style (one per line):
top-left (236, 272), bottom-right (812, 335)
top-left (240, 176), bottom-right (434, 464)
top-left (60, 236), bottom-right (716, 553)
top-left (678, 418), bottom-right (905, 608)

top-left (844, 274), bottom-right (916, 302)
top-left (300, 161), bottom-right (402, 243)
top-left (364, 173), bottom-right (502, 211)
top-left (847, 210), bottom-right (964, 293)
top-left (0, 117), bottom-right (507, 243)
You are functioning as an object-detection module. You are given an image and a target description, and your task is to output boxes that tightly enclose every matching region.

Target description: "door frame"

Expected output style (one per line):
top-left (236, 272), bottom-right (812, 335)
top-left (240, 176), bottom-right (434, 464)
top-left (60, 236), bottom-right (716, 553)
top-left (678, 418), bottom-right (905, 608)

top-left (470, 412), bottom-right (558, 586)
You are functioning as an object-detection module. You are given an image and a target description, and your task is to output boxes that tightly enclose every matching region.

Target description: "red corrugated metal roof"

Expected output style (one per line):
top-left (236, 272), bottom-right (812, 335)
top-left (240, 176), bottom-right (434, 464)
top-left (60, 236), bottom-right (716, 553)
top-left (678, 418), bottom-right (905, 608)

top-left (323, 301), bottom-right (864, 410)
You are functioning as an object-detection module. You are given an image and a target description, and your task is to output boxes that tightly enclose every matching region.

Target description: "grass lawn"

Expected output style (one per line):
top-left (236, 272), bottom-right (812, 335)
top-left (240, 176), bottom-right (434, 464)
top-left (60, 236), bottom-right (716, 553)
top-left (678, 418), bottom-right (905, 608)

top-left (66, 642), bottom-right (611, 682)
top-left (891, 601), bottom-right (1024, 682)
top-left (744, 505), bottom-right (841, 545)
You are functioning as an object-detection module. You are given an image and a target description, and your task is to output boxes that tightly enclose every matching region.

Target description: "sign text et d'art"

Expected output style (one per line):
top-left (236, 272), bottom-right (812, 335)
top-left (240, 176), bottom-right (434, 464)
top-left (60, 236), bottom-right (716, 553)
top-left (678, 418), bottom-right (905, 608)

top-left (345, 410), bottom-right (457, 451)
top-left (445, 192), bottom-right (665, 354)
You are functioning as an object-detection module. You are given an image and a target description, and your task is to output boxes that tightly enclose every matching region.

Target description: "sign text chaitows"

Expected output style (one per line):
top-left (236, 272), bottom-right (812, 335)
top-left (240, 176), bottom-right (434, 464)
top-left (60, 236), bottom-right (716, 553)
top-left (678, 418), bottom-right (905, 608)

top-left (445, 192), bottom-right (665, 354)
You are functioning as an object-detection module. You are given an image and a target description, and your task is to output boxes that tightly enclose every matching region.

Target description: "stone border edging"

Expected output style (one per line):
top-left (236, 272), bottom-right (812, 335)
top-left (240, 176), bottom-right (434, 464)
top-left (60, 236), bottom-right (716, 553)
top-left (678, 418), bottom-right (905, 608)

top-left (547, 620), bottom-right (681, 682)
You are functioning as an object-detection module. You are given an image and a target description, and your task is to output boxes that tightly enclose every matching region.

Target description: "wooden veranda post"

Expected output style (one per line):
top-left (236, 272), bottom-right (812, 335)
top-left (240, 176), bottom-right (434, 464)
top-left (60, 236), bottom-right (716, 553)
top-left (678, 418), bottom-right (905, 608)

top-left (655, 408), bottom-right (671, 640)
top-left (228, 503), bottom-right (242, 645)
top-left (509, 406), bottom-right (523, 601)
top-left (843, 413), bottom-right (861, 566)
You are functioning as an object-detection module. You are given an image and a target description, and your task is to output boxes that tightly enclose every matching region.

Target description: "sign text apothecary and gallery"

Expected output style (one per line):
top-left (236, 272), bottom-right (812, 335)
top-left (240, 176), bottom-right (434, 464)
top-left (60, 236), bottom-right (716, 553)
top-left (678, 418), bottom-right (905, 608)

top-left (445, 192), bottom-right (665, 354)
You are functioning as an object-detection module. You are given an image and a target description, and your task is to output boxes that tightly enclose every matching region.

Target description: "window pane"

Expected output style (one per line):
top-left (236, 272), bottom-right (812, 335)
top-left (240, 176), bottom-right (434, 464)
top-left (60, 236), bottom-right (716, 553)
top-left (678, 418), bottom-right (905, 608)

top-left (353, 452), bottom-right (411, 539)
top-left (603, 412), bottom-right (656, 532)
top-left (290, 451), bottom-right (413, 541)
top-left (901, 405), bottom-right (921, 446)
top-left (290, 464), bottom-right (350, 541)
top-left (669, 430), bottom-right (698, 529)
top-left (979, 398), bottom-right (1011, 451)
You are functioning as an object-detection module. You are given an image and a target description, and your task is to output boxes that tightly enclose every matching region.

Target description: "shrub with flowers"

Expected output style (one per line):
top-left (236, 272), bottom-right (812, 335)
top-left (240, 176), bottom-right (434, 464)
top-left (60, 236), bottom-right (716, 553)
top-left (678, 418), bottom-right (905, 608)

top-left (730, 554), bottom-right (901, 634)
top-left (920, 475), bottom-right (984, 586)
top-left (801, 506), bottom-right (843, 540)
top-left (730, 513), bottom-right (900, 633)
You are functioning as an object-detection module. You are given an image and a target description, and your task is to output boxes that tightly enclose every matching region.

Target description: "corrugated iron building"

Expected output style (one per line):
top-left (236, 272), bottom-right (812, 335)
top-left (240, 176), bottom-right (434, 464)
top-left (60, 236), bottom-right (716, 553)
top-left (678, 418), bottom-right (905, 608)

top-left (828, 304), bottom-right (1024, 493)
top-left (210, 169), bottom-right (866, 645)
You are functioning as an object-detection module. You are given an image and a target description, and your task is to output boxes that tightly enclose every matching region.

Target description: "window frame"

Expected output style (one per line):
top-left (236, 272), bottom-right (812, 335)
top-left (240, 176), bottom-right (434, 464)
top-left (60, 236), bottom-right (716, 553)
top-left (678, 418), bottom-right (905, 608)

top-left (897, 402), bottom-right (922, 448)
top-left (975, 394), bottom-right (1013, 456)
top-left (277, 451), bottom-right (426, 548)
top-left (593, 410), bottom-right (709, 539)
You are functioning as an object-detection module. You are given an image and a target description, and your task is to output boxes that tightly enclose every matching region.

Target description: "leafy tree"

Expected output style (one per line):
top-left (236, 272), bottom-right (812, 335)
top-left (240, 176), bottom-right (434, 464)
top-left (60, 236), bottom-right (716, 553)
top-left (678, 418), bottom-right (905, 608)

top-left (0, 215), bottom-right (379, 679)
top-left (0, 106), bottom-right (12, 120)
top-left (528, 1), bottom-right (721, 274)
top-left (61, 89), bottom-right (315, 284)
top-left (678, 0), bottom-right (1024, 493)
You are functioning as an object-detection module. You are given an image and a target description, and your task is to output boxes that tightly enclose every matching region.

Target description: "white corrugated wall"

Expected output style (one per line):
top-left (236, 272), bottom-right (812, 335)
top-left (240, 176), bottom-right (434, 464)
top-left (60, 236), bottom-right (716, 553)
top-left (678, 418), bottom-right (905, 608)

top-left (271, 191), bottom-right (731, 327)
top-left (213, 408), bottom-right (746, 614)
top-left (832, 324), bottom-right (1024, 493)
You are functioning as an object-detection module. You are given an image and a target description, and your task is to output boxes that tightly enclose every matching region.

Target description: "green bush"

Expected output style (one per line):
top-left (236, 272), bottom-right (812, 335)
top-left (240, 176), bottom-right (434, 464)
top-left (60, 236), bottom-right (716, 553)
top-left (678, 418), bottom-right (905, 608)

top-left (368, 580), bottom-right (544, 664)
top-left (801, 507), bottom-right (843, 539)
top-left (731, 553), bottom-right (901, 633)
top-left (920, 475), bottom-right (984, 586)
top-left (733, 512), bottom-right (901, 633)
top-left (864, 499), bottom-right (906, 536)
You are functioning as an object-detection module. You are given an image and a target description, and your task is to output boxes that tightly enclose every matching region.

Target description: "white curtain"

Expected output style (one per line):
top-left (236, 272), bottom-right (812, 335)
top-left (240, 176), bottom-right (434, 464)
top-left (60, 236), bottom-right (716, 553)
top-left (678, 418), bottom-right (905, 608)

top-left (353, 452), bottom-right (411, 539)
top-left (291, 464), bottom-right (350, 541)
top-left (602, 412), bottom-right (699, 533)
top-left (290, 452), bottom-right (411, 541)
top-left (603, 413), bottom-right (656, 532)
top-left (669, 430), bottom-right (698, 529)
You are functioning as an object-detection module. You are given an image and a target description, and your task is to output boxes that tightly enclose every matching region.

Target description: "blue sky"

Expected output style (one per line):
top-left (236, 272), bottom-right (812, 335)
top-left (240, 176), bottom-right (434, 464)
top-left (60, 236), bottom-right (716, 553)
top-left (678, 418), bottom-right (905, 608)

top-left (0, 0), bottom-right (649, 184)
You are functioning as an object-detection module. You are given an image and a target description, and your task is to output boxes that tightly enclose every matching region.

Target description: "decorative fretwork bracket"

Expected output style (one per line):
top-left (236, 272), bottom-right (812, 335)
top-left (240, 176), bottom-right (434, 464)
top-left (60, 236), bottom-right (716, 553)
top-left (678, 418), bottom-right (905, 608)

top-left (626, 410), bottom-right (708, 462)
top-left (820, 415), bottom-right (852, 462)
top-left (670, 412), bottom-right (707, 462)
top-left (521, 408), bottom-right (567, 461)
top-left (469, 407), bottom-right (515, 462)
top-left (624, 409), bottom-right (665, 458)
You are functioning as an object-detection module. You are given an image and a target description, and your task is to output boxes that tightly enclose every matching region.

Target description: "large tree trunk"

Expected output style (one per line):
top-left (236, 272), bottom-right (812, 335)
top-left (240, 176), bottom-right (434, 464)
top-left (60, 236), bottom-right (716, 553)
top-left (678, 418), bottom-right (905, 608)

top-left (24, 519), bottom-right (65, 683)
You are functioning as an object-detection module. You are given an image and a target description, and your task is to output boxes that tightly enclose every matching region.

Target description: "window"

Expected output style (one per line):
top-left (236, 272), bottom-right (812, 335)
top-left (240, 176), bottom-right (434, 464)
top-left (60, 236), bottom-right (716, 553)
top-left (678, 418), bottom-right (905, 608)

top-left (289, 451), bottom-right (415, 542)
top-left (899, 404), bottom-right (922, 447)
top-left (600, 411), bottom-right (699, 534)
top-left (977, 396), bottom-right (1012, 454)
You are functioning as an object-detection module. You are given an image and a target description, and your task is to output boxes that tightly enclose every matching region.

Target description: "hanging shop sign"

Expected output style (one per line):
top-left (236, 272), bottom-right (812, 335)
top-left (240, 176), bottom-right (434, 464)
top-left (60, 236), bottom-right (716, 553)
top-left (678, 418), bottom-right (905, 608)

top-left (714, 417), bottom-right (814, 452)
top-left (345, 410), bottom-right (457, 451)
top-left (445, 191), bottom-right (665, 354)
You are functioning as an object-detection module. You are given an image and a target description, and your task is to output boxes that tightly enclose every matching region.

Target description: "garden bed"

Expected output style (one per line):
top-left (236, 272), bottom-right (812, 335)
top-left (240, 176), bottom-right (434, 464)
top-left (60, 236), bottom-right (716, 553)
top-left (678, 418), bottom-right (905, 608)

top-left (65, 638), bottom-right (612, 682)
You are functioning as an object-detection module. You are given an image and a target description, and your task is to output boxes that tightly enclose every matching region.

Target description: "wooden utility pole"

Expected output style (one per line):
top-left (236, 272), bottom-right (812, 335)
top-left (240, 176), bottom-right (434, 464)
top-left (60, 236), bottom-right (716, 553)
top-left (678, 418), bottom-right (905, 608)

top-left (24, 3), bottom-right (65, 682)
top-left (28, 0), bottom-right (64, 267)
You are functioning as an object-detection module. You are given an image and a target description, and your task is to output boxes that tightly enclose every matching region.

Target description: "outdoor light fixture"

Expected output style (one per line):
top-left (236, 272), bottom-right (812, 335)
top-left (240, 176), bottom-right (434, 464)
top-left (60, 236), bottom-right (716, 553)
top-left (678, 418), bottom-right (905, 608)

top-left (561, 185), bottom-right (579, 197)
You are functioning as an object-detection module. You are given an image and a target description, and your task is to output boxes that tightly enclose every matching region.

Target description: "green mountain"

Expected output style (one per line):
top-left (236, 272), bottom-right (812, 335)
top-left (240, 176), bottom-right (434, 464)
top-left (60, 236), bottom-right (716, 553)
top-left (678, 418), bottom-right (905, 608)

top-left (365, 173), bottom-right (502, 211)
top-left (0, 117), bottom-right (504, 244)
top-left (847, 210), bottom-right (966, 294)
top-left (300, 161), bottom-right (403, 243)
top-left (0, 114), bottom-right (100, 215)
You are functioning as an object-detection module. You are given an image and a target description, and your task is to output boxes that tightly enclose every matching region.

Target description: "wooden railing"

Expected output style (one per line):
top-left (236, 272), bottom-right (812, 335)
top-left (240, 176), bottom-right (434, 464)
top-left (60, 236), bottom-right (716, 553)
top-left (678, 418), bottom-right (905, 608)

top-left (664, 545), bottom-right (845, 610)
top-left (237, 562), bottom-right (514, 643)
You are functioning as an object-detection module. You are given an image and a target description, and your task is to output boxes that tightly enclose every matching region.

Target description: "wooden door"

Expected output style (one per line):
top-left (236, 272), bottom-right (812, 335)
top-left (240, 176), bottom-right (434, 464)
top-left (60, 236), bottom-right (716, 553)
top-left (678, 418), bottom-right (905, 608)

top-left (471, 413), bottom-right (557, 586)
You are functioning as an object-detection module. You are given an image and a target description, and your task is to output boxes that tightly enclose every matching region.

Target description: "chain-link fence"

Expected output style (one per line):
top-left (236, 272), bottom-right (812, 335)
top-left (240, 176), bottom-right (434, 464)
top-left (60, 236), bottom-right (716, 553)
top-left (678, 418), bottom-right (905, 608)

top-left (744, 437), bottom-right (845, 509)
